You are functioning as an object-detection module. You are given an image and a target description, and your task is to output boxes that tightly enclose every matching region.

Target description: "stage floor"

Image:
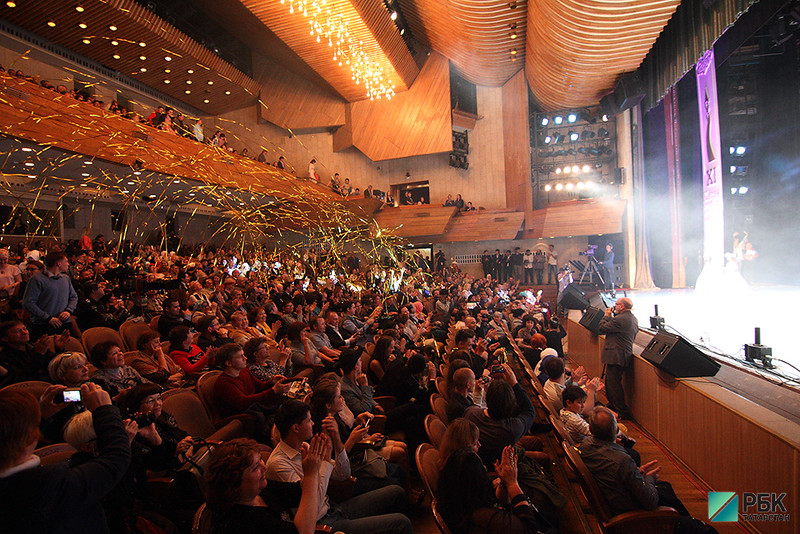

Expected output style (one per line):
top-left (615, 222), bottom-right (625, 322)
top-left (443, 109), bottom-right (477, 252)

top-left (625, 284), bottom-right (800, 383)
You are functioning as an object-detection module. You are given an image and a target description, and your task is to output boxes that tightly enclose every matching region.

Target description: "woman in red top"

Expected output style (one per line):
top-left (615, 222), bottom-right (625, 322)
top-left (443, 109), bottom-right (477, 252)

top-left (168, 325), bottom-right (211, 374)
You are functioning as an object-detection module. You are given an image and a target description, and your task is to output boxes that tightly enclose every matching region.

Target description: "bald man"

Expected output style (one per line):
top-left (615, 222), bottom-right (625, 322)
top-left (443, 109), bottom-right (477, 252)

top-left (598, 298), bottom-right (637, 420)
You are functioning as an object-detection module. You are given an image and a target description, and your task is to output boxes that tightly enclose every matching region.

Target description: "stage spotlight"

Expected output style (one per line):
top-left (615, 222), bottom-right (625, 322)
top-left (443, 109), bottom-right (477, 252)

top-left (730, 165), bottom-right (737, 173)
top-left (541, 117), bottom-right (549, 127)
top-left (543, 135), bottom-right (552, 144)
top-left (581, 129), bottom-right (595, 140)
top-left (567, 113), bottom-right (577, 123)
top-left (582, 165), bottom-right (591, 173)
top-left (730, 187), bottom-right (738, 195)
top-left (588, 147), bottom-right (600, 156)
top-left (729, 146), bottom-right (735, 154)
top-left (553, 131), bottom-right (564, 143)
top-left (566, 182), bottom-right (574, 191)
top-left (569, 130), bottom-right (579, 142)
top-left (390, 10), bottom-right (397, 20)
top-left (578, 111), bottom-right (595, 123)
top-left (544, 184), bottom-right (552, 191)
top-left (555, 183), bottom-right (564, 191)
top-left (736, 145), bottom-right (746, 155)
top-left (567, 149), bottom-right (577, 156)
top-left (555, 167), bottom-right (562, 174)
top-left (585, 180), bottom-right (594, 187)
top-left (739, 186), bottom-right (749, 194)
top-left (563, 166), bottom-right (571, 174)
top-left (554, 116), bottom-right (563, 125)
top-left (571, 165), bottom-right (579, 173)
top-left (576, 181), bottom-right (585, 189)
top-left (598, 127), bottom-right (610, 138)
top-left (578, 147), bottom-right (588, 155)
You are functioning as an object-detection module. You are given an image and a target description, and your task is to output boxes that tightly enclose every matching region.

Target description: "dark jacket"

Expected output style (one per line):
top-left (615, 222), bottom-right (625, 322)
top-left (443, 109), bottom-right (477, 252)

top-left (598, 310), bottom-right (638, 367)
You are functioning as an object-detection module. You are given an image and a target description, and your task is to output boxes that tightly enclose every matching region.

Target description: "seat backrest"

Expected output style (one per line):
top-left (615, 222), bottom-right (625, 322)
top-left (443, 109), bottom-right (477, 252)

top-left (196, 370), bottom-right (223, 422)
top-left (561, 441), bottom-right (614, 523)
top-left (430, 393), bottom-right (449, 425)
top-left (373, 395), bottom-right (396, 411)
top-left (415, 443), bottom-right (441, 496)
top-left (435, 376), bottom-right (448, 400)
top-left (425, 414), bottom-right (447, 449)
top-left (162, 389), bottom-right (218, 439)
top-left (81, 327), bottom-right (125, 356)
top-left (150, 315), bottom-right (161, 332)
top-left (122, 350), bottom-right (140, 367)
top-left (192, 503), bottom-right (211, 534)
top-left (119, 320), bottom-right (156, 352)
top-left (549, 413), bottom-right (575, 445)
top-left (34, 443), bottom-right (78, 466)
top-left (1, 380), bottom-right (52, 399)
top-left (431, 498), bottom-right (453, 534)
top-left (45, 334), bottom-right (86, 355)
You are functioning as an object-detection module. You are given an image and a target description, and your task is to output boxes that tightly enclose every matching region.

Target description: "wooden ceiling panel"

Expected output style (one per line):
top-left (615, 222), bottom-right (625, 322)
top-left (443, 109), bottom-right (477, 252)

top-left (237, 0), bottom-right (418, 102)
top-left (525, 0), bottom-right (680, 110)
top-left (398, 0), bottom-right (527, 87)
top-left (0, 0), bottom-right (260, 114)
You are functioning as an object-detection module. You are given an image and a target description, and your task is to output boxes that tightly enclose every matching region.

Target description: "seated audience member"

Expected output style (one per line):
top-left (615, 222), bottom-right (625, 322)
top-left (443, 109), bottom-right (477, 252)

top-left (213, 343), bottom-right (290, 420)
top-left (90, 341), bottom-right (148, 397)
top-left (168, 325), bottom-right (212, 374)
top-left (325, 310), bottom-right (359, 350)
top-left (438, 419), bottom-right (554, 534)
top-left (0, 383), bottom-right (131, 534)
top-left (446, 366), bottom-right (480, 421)
top-left (196, 314), bottom-right (233, 352)
top-left (249, 306), bottom-right (280, 340)
top-left (369, 335), bottom-right (397, 383)
top-left (287, 321), bottom-right (323, 369)
top-left (205, 436), bottom-right (330, 534)
top-left (42, 351), bottom-right (91, 442)
top-left (265, 400), bottom-right (413, 534)
top-left (579, 407), bottom-right (716, 534)
top-left (542, 356), bottom-right (597, 414)
top-left (534, 348), bottom-right (559, 385)
top-left (308, 315), bottom-right (340, 365)
top-left (465, 363), bottom-right (542, 468)
top-left (339, 348), bottom-right (382, 416)
top-left (0, 320), bottom-right (63, 387)
top-left (375, 352), bottom-right (436, 406)
top-left (157, 297), bottom-right (193, 341)
top-left (128, 330), bottom-right (185, 387)
top-left (245, 336), bottom-right (293, 382)
top-left (452, 328), bottom-right (489, 377)
top-left (226, 310), bottom-right (258, 344)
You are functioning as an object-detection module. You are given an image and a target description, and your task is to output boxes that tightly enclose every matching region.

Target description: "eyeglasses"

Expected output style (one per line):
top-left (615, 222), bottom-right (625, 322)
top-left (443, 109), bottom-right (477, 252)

top-left (140, 395), bottom-right (162, 405)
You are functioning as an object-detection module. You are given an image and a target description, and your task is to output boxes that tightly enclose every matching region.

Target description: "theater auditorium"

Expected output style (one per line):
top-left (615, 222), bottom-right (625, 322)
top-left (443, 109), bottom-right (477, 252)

top-left (0, 0), bottom-right (798, 533)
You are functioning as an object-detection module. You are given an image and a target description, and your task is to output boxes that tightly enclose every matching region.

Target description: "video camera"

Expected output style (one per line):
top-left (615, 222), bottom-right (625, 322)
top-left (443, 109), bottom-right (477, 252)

top-left (579, 245), bottom-right (599, 257)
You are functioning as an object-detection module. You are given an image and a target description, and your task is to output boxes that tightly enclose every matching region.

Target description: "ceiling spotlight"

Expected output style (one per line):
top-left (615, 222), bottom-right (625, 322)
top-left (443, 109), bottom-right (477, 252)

top-left (554, 116), bottom-right (563, 125)
top-left (187, 69), bottom-right (194, 74)
top-left (730, 165), bottom-right (737, 173)
top-left (572, 165), bottom-right (579, 173)
top-left (75, 5), bottom-right (84, 12)
top-left (601, 114), bottom-right (609, 122)
top-left (541, 117), bottom-right (549, 127)
top-left (186, 80), bottom-right (192, 84)
top-left (23, 160), bottom-right (34, 167)
top-left (111, 40), bottom-right (118, 46)
top-left (510, 49), bottom-right (517, 55)
top-left (598, 127), bottom-right (610, 138)
top-left (188, 192), bottom-right (195, 197)
top-left (555, 167), bottom-right (562, 174)
top-left (27, 175), bottom-right (36, 179)
top-left (133, 171), bottom-right (142, 175)
top-left (555, 183), bottom-right (564, 191)
top-left (225, 90), bottom-right (231, 95)
top-left (139, 41), bottom-right (146, 47)
top-left (84, 160), bottom-right (93, 165)
top-left (109, 25), bottom-right (117, 31)
top-left (543, 135), bottom-right (552, 145)
top-left (582, 165), bottom-right (591, 173)
top-left (6, 1), bottom-right (16, 6)
top-left (567, 113), bottom-right (577, 123)
top-left (203, 99), bottom-right (209, 103)
top-left (185, 90), bottom-right (191, 94)
top-left (78, 23), bottom-right (87, 29)
top-left (139, 55), bottom-right (146, 60)
top-left (730, 187), bottom-right (738, 195)
top-left (738, 186), bottom-right (749, 194)
top-left (165, 56), bottom-right (172, 61)
top-left (736, 145), bottom-right (746, 155)
top-left (82, 39), bottom-right (91, 44)
top-left (164, 80), bottom-right (170, 84)
top-left (47, 21), bottom-right (56, 27)
top-left (576, 182), bottom-right (585, 189)
top-left (390, 11), bottom-right (398, 20)
top-left (566, 182), bottom-right (574, 191)
top-left (81, 172), bottom-right (90, 177)
top-left (112, 54), bottom-right (120, 60)
top-left (568, 130), bottom-right (579, 142)
top-left (21, 147), bottom-right (32, 152)
top-left (544, 184), bottom-right (552, 192)
top-left (582, 129), bottom-right (596, 140)
top-left (510, 32), bottom-right (517, 39)
top-left (139, 67), bottom-right (147, 72)
top-left (164, 69), bottom-right (171, 73)
top-left (207, 80), bottom-right (213, 85)
top-left (563, 166), bottom-right (571, 174)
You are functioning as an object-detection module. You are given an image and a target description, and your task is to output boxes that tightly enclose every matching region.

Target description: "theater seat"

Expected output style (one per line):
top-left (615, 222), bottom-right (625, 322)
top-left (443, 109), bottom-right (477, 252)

top-left (81, 327), bottom-right (125, 355)
top-left (162, 388), bottom-right (244, 442)
top-left (119, 320), bottom-right (157, 352)
top-left (415, 443), bottom-right (441, 497)
top-left (34, 443), bottom-right (78, 466)
top-left (424, 414), bottom-right (447, 449)
top-left (0, 380), bottom-right (52, 400)
top-left (429, 393), bottom-right (449, 425)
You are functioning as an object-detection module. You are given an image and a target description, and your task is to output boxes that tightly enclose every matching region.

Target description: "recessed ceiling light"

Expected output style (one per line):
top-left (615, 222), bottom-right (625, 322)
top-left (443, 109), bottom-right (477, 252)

top-left (187, 69), bottom-right (194, 74)
top-left (139, 55), bottom-right (146, 60)
top-left (164, 56), bottom-right (172, 61)
top-left (46, 21), bottom-right (56, 27)
top-left (173, 180), bottom-right (181, 184)
top-left (75, 6), bottom-right (84, 12)
top-left (80, 183), bottom-right (88, 187)
top-left (225, 91), bottom-right (231, 95)
top-left (21, 147), bottom-right (32, 152)
top-left (164, 69), bottom-right (171, 73)
top-left (510, 49), bottom-right (517, 55)
top-left (133, 171), bottom-right (141, 175)
top-left (82, 39), bottom-right (91, 45)
top-left (24, 161), bottom-right (34, 167)
top-left (138, 41), bottom-right (146, 47)
top-left (203, 99), bottom-right (209, 104)
top-left (207, 80), bottom-right (213, 85)
top-left (109, 25), bottom-right (117, 31)
top-left (121, 189), bottom-right (129, 194)
top-left (186, 80), bottom-right (192, 84)
top-left (140, 67), bottom-right (147, 72)
top-left (188, 192), bottom-right (195, 197)
top-left (81, 172), bottom-right (90, 177)
top-left (112, 54), bottom-right (120, 60)
top-left (78, 23), bottom-right (87, 29)
top-left (127, 181), bottom-right (135, 185)
top-left (84, 160), bottom-right (93, 165)
top-left (111, 40), bottom-right (119, 46)
top-left (7, 1), bottom-right (17, 7)
top-left (184, 90), bottom-right (191, 94)
top-left (164, 80), bottom-right (170, 84)
top-left (27, 175), bottom-right (36, 179)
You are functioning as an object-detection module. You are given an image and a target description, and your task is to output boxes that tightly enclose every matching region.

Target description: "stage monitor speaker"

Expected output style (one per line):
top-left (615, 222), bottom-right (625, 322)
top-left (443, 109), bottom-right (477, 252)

top-left (587, 291), bottom-right (607, 310)
top-left (640, 332), bottom-right (721, 378)
top-left (558, 283), bottom-right (590, 309)
top-left (579, 307), bottom-right (605, 335)
top-left (600, 92), bottom-right (620, 117)
top-left (614, 72), bottom-right (646, 112)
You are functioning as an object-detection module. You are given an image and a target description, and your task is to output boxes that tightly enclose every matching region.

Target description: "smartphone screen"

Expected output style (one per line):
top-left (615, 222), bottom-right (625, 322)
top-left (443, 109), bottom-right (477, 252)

top-left (62, 388), bottom-right (81, 403)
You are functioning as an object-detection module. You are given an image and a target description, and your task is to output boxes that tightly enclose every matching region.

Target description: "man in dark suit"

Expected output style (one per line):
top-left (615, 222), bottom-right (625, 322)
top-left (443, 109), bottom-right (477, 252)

top-left (598, 297), bottom-right (637, 420)
top-left (601, 243), bottom-right (616, 294)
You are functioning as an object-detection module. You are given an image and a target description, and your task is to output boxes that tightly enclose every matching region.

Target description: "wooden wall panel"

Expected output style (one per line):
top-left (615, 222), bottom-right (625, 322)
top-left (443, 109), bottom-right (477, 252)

top-left (502, 70), bottom-right (532, 212)
top-left (348, 52), bottom-right (452, 161)
top-left (438, 210), bottom-right (524, 243)
top-left (372, 205), bottom-right (458, 237)
top-left (519, 199), bottom-right (626, 238)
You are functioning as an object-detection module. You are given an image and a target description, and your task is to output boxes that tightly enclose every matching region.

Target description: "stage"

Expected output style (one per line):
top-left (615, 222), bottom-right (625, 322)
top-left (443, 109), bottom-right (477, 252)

top-left (624, 284), bottom-right (800, 383)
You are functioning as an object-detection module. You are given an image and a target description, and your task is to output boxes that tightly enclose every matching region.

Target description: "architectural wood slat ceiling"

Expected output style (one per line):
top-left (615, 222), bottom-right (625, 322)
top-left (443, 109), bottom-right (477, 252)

top-left (237, 0), bottom-right (417, 102)
top-left (398, 0), bottom-right (528, 87)
top-left (525, 0), bottom-right (681, 110)
top-left (0, 0), bottom-right (261, 114)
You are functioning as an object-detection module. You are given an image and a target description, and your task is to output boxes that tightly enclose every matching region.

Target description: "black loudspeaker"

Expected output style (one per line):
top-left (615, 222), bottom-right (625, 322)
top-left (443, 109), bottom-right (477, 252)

top-left (640, 332), bottom-right (721, 378)
top-left (614, 72), bottom-right (646, 112)
top-left (579, 307), bottom-right (605, 335)
top-left (600, 92), bottom-right (619, 117)
top-left (587, 291), bottom-right (607, 310)
top-left (558, 283), bottom-right (590, 309)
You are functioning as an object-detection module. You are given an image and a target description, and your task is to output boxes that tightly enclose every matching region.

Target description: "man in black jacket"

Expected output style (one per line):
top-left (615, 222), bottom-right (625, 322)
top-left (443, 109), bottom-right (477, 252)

top-left (0, 382), bottom-right (131, 533)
